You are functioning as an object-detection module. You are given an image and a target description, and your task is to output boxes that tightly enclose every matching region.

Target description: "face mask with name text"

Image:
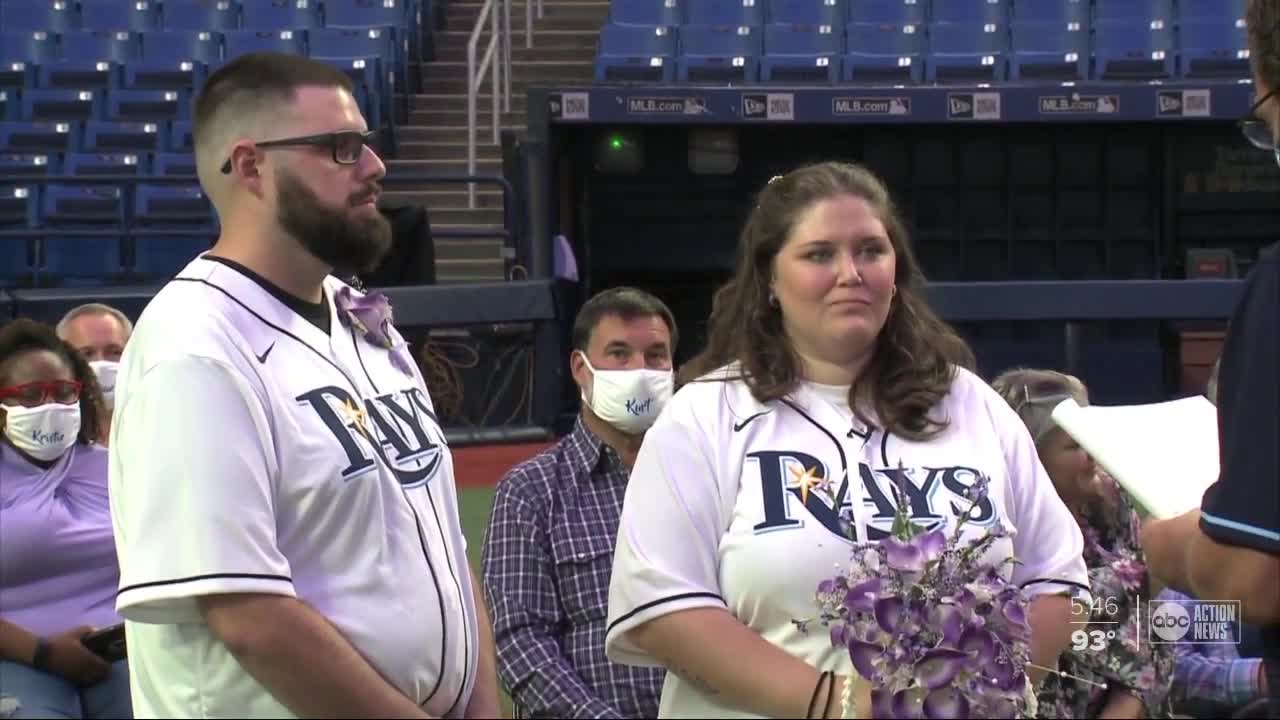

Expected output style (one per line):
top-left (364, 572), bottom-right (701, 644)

top-left (579, 354), bottom-right (673, 435)
top-left (89, 360), bottom-right (119, 410)
top-left (3, 402), bottom-right (81, 462)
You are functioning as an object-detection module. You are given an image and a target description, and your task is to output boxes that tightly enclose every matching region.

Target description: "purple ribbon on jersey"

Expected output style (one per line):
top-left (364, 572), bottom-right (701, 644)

top-left (334, 286), bottom-right (415, 377)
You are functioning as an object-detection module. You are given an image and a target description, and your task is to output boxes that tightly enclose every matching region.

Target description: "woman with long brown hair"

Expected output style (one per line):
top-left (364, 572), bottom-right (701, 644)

top-left (604, 162), bottom-right (1088, 718)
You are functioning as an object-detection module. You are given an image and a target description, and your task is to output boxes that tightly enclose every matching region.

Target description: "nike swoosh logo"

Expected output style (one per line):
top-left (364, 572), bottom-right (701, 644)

top-left (733, 411), bottom-right (769, 432)
top-left (256, 342), bottom-right (275, 364)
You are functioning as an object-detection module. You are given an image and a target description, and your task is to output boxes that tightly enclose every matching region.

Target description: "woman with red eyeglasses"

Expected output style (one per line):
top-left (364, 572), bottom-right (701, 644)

top-left (0, 318), bottom-right (130, 719)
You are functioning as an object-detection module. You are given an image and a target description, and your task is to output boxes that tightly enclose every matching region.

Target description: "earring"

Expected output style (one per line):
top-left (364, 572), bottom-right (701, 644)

top-left (768, 291), bottom-right (779, 308)
top-left (890, 286), bottom-right (897, 298)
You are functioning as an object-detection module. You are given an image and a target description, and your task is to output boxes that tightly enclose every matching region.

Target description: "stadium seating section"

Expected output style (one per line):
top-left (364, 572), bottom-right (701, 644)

top-left (0, 0), bottom-right (418, 288)
top-left (595, 0), bottom-right (1250, 84)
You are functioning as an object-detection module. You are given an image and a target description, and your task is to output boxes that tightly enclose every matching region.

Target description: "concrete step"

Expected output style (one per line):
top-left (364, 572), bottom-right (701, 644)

top-left (412, 188), bottom-right (505, 209)
top-left (385, 156), bottom-right (503, 177)
top-left (408, 92), bottom-right (528, 110)
top-left (406, 107), bottom-right (527, 127)
top-left (397, 141), bottom-right (503, 161)
top-left (446, 11), bottom-right (606, 32)
top-left (434, 258), bottom-right (508, 284)
top-left (436, 238), bottom-right (507, 260)
top-left (432, 28), bottom-right (600, 53)
top-left (427, 207), bottom-right (506, 225)
top-left (419, 61), bottom-right (593, 94)
top-left (397, 124), bottom-right (526, 143)
top-left (446, 1), bottom-right (609, 25)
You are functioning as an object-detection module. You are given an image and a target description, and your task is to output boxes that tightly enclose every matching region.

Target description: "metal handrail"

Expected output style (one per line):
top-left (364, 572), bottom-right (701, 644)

top-left (466, 0), bottom-right (514, 209)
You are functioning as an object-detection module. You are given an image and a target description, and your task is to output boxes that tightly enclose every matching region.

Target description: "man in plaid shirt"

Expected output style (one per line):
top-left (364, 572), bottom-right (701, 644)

top-left (482, 288), bottom-right (676, 718)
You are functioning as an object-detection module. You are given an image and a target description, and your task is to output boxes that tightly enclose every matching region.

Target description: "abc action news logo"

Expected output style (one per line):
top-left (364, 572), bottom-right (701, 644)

top-left (1148, 599), bottom-right (1242, 644)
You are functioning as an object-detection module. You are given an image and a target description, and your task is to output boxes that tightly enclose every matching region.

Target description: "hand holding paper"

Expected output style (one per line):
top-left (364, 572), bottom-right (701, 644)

top-left (1050, 395), bottom-right (1220, 519)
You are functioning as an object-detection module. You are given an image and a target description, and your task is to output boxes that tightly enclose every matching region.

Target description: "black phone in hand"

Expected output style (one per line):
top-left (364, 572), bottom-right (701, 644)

top-left (81, 623), bottom-right (126, 662)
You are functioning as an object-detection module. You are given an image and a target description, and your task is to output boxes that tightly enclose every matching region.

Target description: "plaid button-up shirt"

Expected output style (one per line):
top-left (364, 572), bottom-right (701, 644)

top-left (481, 418), bottom-right (664, 719)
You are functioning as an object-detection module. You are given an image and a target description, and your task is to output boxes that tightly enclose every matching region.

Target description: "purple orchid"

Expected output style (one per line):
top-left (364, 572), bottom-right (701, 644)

top-left (334, 286), bottom-right (415, 377)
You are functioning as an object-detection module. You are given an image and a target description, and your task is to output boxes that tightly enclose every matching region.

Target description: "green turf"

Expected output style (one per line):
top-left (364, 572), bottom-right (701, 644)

top-left (457, 485), bottom-right (514, 717)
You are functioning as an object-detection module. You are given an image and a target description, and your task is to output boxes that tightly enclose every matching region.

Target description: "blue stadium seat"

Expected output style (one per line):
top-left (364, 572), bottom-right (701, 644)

top-left (222, 30), bottom-right (306, 61)
top-left (81, 1), bottom-right (160, 32)
top-left (594, 24), bottom-right (676, 81)
top-left (1177, 0), bottom-right (1246, 24)
top-left (41, 184), bottom-right (125, 225)
top-left (133, 234), bottom-right (210, 281)
top-left (325, 0), bottom-right (407, 29)
top-left (685, 1), bottom-right (765, 27)
top-left (931, 0), bottom-right (1008, 25)
top-left (1010, 0), bottom-right (1087, 26)
top-left (1178, 21), bottom-right (1249, 79)
top-left (81, 120), bottom-right (163, 152)
top-left (167, 120), bottom-right (193, 152)
top-left (151, 152), bottom-right (196, 176)
top-left (676, 25), bottom-right (761, 82)
top-left (846, 0), bottom-right (924, 25)
top-left (1093, 20), bottom-right (1173, 79)
top-left (240, 0), bottom-right (322, 30)
top-left (39, 31), bottom-right (140, 89)
top-left (0, 121), bottom-right (74, 153)
top-left (42, 235), bottom-right (125, 286)
top-left (0, 153), bottom-right (54, 177)
top-left (1093, 0), bottom-right (1172, 24)
top-left (766, 0), bottom-right (844, 26)
top-left (0, 30), bottom-right (59, 64)
top-left (0, 90), bottom-right (11, 121)
top-left (21, 89), bottom-right (100, 122)
top-left (611, 0), bottom-right (682, 27)
top-left (841, 22), bottom-right (923, 83)
top-left (141, 30), bottom-right (222, 66)
top-left (161, 0), bottom-right (238, 30)
top-left (311, 56), bottom-right (385, 128)
top-left (309, 28), bottom-right (395, 60)
top-left (1009, 21), bottom-right (1087, 80)
top-left (134, 184), bottom-right (212, 225)
top-left (107, 89), bottom-right (187, 122)
top-left (0, 185), bottom-right (36, 226)
top-left (2, 1), bottom-right (79, 32)
top-left (926, 22), bottom-right (1008, 83)
top-left (0, 184), bottom-right (35, 286)
top-left (760, 24), bottom-right (841, 82)
top-left (63, 152), bottom-right (145, 176)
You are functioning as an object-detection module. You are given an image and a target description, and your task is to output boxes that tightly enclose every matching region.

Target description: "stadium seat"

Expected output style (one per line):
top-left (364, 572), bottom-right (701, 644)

top-left (0, 91), bottom-right (8, 121)
top-left (0, 153), bottom-right (53, 177)
top-left (39, 31), bottom-right (141, 90)
top-left (1177, 0), bottom-right (1246, 24)
top-left (1093, 0), bottom-right (1173, 24)
top-left (1010, 0), bottom-right (1087, 26)
top-left (81, 1), bottom-right (160, 32)
top-left (926, 22), bottom-right (1008, 83)
top-left (841, 22), bottom-right (923, 83)
top-left (685, 1), bottom-right (765, 27)
top-left (676, 25), bottom-right (762, 82)
top-left (1009, 21), bottom-right (1087, 80)
top-left (310, 28), bottom-right (395, 61)
top-left (325, 0), bottom-right (407, 29)
top-left (1178, 21), bottom-right (1250, 79)
top-left (134, 184), bottom-right (212, 225)
top-left (1093, 20), bottom-right (1173, 79)
top-left (63, 152), bottom-right (145, 176)
top-left (931, 0), bottom-right (1008, 25)
top-left (240, 0), bottom-right (323, 30)
top-left (42, 235), bottom-right (125, 286)
top-left (222, 30), bottom-right (306, 62)
top-left (133, 234), bottom-right (211, 281)
top-left (21, 89), bottom-right (100, 122)
top-left (1, 1), bottom-right (79, 32)
top-left (82, 120), bottom-right (163, 153)
top-left (0, 121), bottom-right (74, 153)
top-left (107, 90), bottom-right (186, 122)
top-left (0, 30), bottom-right (59, 64)
top-left (594, 24), bottom-right (676, 81)
top-left (41, 184), bottom-right (125, 225)
top-left (766, 0), bottom-right (844, 27)
top-left (760, 24), bottom-right (841, 82)
top-left (151, 152), bottom-right (196, 176)
top-left (611, 0), bottom-right (682, 27)
top-left (160, 0), bottom-right (238, 31)
top-left (168, 120), bottom-right (193, 152)
top-left (141, 31), bottom-right (222, 66)
top-left (846, 0), bottom-right (924, 25)
top-left (0, 185), bottom-right (35, 226)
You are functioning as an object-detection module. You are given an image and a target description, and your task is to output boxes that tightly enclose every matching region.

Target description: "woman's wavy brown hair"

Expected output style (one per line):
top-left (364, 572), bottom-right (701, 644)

top-left (679, 161), bottom-right (975, 441)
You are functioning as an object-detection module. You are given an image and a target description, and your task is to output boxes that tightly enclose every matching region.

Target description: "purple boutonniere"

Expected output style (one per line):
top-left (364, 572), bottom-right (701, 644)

top-left (334, 286), bottom-right (415, 377)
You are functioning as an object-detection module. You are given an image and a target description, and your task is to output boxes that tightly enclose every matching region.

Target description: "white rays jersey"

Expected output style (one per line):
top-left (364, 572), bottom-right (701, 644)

top-left (109, 256), bottom-right (478, 719)
top-left (605, 364), bottom-right (1090, 719)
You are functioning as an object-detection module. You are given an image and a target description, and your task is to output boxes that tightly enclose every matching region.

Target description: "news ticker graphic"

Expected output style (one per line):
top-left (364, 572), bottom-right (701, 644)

top-left (1068, 594), bottom-right (1242, 654)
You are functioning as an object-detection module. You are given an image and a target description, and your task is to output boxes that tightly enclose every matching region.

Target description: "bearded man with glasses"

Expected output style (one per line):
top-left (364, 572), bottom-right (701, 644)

top-left (1140, 2), bottom-right (1280, 715)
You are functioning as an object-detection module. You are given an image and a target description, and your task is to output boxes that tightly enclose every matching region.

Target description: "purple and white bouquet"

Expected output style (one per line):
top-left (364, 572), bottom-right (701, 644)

top-left (801, 474), bottom-right (1039, 719)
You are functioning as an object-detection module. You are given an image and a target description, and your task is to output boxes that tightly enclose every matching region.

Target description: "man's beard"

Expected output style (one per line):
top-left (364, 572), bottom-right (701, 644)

top-left (276, 169), bottom-right (392, 276)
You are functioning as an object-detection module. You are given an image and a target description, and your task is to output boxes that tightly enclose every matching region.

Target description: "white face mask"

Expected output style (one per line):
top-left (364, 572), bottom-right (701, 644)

top-left (3, 403), bottom-right (81, 461)
top-left (579, 354), bottom-right (673, 435)
top-left (89, 360), bottom-right (119, 410)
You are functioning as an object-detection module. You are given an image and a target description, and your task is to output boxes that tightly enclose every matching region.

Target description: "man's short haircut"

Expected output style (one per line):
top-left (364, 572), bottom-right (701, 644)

top-left (571, 287), bottom-right (679, 353)
top-left (192, 52), bottom-right (355, 197)
top-left (56, 303), bottom-right (134, 341)
top-left (1247, 0), bottom-right (1280, 92)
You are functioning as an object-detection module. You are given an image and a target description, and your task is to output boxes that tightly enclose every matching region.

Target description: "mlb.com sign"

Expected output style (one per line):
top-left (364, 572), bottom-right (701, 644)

top-left (1149, 598), bottom-right (1242, 644)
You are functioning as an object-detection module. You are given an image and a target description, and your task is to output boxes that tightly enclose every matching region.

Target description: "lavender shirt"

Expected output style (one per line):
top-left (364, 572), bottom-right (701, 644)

top-left (0, 442), bottom-right (121, 637)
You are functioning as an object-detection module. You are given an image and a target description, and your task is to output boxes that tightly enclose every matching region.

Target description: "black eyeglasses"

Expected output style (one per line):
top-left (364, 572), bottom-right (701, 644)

top-left (220, 130), bottom-right (379, 174)
top-left (1238, 88), bottom-right (1280, 152)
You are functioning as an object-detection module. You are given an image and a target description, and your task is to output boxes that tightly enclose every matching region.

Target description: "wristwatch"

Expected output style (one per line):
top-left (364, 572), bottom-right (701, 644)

top-left (31, 637), bottom-right (51, 671)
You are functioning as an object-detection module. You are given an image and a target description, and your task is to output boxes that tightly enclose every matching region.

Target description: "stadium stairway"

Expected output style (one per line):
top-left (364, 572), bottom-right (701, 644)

top-left (391, 0), bottom-right (605, 283)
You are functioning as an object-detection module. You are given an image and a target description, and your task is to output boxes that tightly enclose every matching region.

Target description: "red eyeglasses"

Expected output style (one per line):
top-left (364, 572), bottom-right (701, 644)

top-left (0, 380), bottom-right (83, 407)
